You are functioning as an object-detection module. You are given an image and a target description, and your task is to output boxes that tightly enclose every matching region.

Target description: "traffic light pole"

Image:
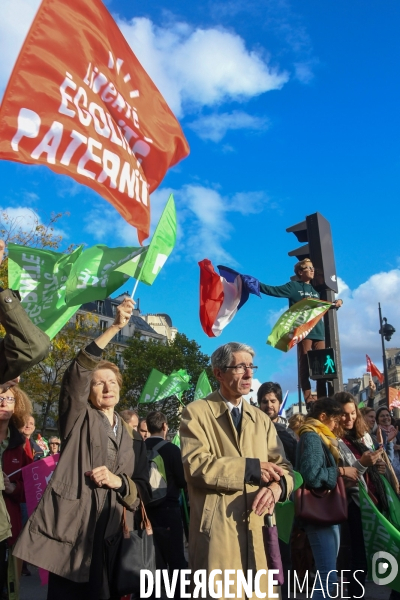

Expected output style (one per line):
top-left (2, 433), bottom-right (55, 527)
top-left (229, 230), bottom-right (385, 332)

top-left (378, 303), bottom-right (390, 408)
top-left (320, 289), bottom-right (343, 395)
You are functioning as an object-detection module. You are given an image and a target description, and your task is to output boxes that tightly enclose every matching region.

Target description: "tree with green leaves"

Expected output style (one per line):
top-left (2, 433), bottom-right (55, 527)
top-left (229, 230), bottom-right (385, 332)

top-left (121, 333), bottom-right (216, 431)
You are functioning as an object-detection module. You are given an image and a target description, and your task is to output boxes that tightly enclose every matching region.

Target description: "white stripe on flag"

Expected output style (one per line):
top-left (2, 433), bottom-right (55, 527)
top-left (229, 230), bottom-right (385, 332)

top-left (212, 275), bottom-right (242, 336)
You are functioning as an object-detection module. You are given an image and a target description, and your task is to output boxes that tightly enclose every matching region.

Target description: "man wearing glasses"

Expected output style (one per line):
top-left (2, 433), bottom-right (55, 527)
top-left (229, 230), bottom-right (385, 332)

top-left (180, 342), bottom-right (293, 598)
top-left (259, 258), bottom-right (343, 405)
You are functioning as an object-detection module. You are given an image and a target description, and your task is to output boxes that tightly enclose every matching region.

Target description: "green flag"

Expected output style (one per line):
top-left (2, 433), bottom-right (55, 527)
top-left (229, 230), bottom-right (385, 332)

top-left (138, 369), bottom-right (168, 404)
top-left (267, 298), bottom-right (331, 352)
top-left (116, 194), bottom-right (176, 285)
top-left (381, 475), bottom-right (400, 530)
top-left (358, 401), bottom-right (366, 409)
top-left (65, 244), bottom-right (146, 306)
top-left (359, 482), bottom-right (400, 592)
top-left (8, 243), bottom-right (83, 339)
top-left (156, 369), bottom-right (191, 403)
top-left (194, 371), bottom-right (212, 401)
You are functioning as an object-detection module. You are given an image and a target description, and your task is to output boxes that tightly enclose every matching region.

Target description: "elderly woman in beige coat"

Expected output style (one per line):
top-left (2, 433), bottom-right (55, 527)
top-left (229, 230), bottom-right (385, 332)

top-left (180, 342), bottom-right (293, 599)
top-left (14, 298), bottom-right (150, 600)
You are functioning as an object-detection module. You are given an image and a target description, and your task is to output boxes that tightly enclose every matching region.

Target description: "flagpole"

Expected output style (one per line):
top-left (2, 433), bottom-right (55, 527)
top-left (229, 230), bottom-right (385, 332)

top-left (131, 277), bottom-right (140, 300)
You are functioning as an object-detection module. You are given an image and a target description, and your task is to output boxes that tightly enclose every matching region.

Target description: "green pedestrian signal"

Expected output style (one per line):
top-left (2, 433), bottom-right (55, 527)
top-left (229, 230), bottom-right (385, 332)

top-left (307, 348), bottom-right (338, 380)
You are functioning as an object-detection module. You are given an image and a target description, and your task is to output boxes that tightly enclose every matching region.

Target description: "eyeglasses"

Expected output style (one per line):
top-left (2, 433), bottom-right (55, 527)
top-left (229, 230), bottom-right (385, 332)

top-left (224, 364), bottom-right (258, 374)
top-left (0, 397), bottom-right (15, 405)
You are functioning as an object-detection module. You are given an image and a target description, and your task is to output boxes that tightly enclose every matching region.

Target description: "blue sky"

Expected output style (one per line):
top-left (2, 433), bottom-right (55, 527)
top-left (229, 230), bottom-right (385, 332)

top-left (1, 0), bottom-right (400, 406)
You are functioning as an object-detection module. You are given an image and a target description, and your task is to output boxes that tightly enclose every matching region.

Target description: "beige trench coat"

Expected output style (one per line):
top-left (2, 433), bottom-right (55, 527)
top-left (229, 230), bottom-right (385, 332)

top-left (180, 392), bottom-right (294, 600)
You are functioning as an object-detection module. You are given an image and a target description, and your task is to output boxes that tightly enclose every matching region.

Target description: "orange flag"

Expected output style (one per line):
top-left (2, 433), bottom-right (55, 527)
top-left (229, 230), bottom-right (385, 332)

top-left (366, 355), bottom-right (384, 384)
top-left (0, 0), bottom-right (189, 243)
top-left (389, 387), bottom-right (400, 409)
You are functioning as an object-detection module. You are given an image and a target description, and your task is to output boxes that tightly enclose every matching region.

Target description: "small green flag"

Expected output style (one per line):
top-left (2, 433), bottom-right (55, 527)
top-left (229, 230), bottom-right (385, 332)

top-left (65, 244), bottom-right (146, 306)
top-left (138, 369), bottom-right (168, 404)
top-left (194, 371), bottom-right (212, 401)
top-left (359, 482), bottom-right (400, 592)
top-left (116, 194), bottom-right (176, 285)
top-left (8, 243), bottom-right (83, 339)
top-left (171, 433), bottom-right (181, 448)
top-left (156, 369), bottom-right (191, 403)
top-left (358, 401), bottom-right (366, 409)
top-left (267, 298), bottom-right (331, 352)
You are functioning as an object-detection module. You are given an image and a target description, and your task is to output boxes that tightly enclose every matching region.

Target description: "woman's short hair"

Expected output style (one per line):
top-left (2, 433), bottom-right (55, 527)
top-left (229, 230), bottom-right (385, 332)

top-left (308, 397), bottom-right (342, 420)
top-left (375, 406), bottom-right (395, 427)
top-left (211, 342), bottom-right (255, 371)
top-left (92, 361), bottom-right (123, 388)
top-left (10, 386), bottom-right (33, 430)
top-left (288, 413), bottom-right (305, 431)
top-left (334, 391), bottom-right (368, 438)
top-left (360, 407), bottom-right (375, 417)
top-left (294, 258), bottom-right (313, 276)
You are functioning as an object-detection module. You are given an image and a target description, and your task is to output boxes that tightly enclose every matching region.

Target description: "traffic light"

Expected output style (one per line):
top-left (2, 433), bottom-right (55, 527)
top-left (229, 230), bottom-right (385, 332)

top-left (286, 212), bottom-right (338, 293)
top-left (307, 348), bottom-right (338, 380)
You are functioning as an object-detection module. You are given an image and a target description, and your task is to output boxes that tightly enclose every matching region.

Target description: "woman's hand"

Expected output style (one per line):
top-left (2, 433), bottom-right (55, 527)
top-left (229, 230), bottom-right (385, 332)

top-left (387, 427), bottom-right (399, 443)
top-left (375, 459), bottom-right (387, 474)
top-left (3, 473), bottom-right (16, 494)
top-left (342, 467), bottom-right (359, 481)
top-left (376, 427), bottom-right (383, 446)
top-left (359, 448), bottom-right (383, 467)
top-left (85, 466), bottom-right (122, 490)
top-left (113, 297), bottom-right (134, 329)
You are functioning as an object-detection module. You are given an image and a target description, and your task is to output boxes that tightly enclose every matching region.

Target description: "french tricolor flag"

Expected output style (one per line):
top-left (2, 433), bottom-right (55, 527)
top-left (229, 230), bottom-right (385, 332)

top-left (199, 259), bottom-right (261, 337)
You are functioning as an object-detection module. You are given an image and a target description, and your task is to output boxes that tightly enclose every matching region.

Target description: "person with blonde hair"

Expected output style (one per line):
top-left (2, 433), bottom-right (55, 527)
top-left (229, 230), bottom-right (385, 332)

top-left (288, 413), bottom-right (306, 438)
top-left (259, 258), bottom-right (343, 405)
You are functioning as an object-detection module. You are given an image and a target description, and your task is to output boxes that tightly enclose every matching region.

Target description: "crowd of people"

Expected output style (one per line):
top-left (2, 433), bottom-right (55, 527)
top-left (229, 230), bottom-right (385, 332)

top-left (1, 237), bottom-right (400, 600)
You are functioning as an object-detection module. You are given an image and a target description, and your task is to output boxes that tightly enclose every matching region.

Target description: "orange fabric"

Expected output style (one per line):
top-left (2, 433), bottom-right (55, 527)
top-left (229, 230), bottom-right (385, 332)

top-left (389, 386), bottom-right (400, 409)
top-left (0, 0), bottom-right (189, 243)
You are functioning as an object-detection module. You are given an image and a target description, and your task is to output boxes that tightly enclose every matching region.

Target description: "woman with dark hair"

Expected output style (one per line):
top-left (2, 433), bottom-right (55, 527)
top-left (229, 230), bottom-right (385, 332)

top-left (296, 397), bottom-right (357, 600)
top-left (14, 298), bottom-right (151, 600)
top-left (335, 392), bottom-right (399, 599)
top-left (375, 407), bottom-right (400, 478)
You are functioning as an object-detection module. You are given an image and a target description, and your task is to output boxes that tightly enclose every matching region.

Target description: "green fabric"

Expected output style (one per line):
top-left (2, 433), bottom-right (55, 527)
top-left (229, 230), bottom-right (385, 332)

top-left (156, 369), bottom-right (191, 403)
top-left (260, 280), bottom-right (325, 340)
top-left (171, 433), bottom-right (181, 448)
top-left (267, 298), bottom-right (331, 352)
top-left (65, 244), bottom-right (146, 306)
top-left (116, 194), bottom-right (176, 286)
top-left (194, 371), bottom-right (212, 401)
top-left (8, 244), bottom-right (82, 339)
top-left (139, 369), bottom-right (168, 404)
top-left (153, 454), bottom-right (167, 481)
top-left (359, 482), bottom-right (400, 592)
top-left (275, 471), bottom-right (303, 543)
top-left (381, 475), bottom-right (400, 530)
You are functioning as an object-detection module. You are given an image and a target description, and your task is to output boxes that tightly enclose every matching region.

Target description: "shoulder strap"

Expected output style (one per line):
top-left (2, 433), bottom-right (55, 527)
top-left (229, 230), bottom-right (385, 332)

top-left (153, 440), bottom-right (168, 453)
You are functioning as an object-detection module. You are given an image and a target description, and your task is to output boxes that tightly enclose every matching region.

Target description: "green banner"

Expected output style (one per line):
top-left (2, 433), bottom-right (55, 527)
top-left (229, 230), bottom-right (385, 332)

top-left (193, 371), bottom-right (212, 401)
top-left (8, 244), bottom-right (83, 339)
top-left (267, 298), bottom-right (331, 352)
top-left (138, 369), bottom-right (168, 404)
top-left (156, 369), bottom-right (191, 403)
top-left (116, 194), bottom-right (176, 285)
top-left (381, 475), bottom-right (400, 530)
top-left (65, 244), bottom-right (146, 306)
top-left (359, 483), bottom-right (400, 592)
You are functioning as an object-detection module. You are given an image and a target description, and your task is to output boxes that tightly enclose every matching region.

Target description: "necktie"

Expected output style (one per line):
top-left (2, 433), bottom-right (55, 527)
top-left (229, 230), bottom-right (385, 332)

top-left (231, 407), bottom-right (241, 432)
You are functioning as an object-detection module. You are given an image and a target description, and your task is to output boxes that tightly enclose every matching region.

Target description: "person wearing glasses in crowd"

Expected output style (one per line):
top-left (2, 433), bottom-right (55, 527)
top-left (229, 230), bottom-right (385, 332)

top-left (0, 385), bottom-right (33, 594)
top-left (259, 258), bottom-right (343, 406)
top-left (180, 342), bottom-right (293, 598)
top-left (48, 437), bottom-right (61, 456)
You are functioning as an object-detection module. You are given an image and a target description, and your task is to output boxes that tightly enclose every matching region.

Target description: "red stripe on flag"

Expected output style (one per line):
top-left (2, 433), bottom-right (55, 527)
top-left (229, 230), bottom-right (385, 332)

top-left (199, 259), bottom-right (224, 337)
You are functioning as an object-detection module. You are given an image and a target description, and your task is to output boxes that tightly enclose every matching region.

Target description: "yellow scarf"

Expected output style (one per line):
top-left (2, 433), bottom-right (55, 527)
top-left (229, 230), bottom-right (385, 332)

top-left (298, 417), bottom-right (340, 463)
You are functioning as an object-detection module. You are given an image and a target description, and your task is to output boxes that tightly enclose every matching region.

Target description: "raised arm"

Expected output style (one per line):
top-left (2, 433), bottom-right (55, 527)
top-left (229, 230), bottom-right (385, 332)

top-left (59, 298), bottom-right (134, 440)
top-left (259, 281), bottom-right (293, 298)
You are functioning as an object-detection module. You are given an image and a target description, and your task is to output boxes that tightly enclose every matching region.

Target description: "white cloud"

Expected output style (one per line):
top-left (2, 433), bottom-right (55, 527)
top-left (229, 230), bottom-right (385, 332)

top-left (117, 17), bottom-right (289, 117)
top-left (0, 205), bottom-right (66, 241)
top-left (188, 111), bottom-right (269, 142)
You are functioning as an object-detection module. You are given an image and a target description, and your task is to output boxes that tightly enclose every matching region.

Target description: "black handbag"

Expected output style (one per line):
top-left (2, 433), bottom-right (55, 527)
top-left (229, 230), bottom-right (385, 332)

top-left (105, 500), bottom-right (156, 596)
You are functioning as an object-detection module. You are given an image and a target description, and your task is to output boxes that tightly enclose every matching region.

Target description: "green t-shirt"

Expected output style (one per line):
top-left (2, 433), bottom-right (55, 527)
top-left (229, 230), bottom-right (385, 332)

top-left (260, 280), bottom-right (325, 340)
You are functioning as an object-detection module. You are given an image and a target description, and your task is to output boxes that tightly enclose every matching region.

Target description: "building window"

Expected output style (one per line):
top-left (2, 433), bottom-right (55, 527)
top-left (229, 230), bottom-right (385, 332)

top-left (100, 320), bottom-right (108, 331)
top-left (111, 304), bottom-right (117, 317)
top-left (96, 300), bottom-right (105, 315)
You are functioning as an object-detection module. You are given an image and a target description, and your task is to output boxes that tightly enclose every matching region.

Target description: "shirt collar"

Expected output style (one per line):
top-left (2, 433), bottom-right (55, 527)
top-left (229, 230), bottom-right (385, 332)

top-left (218, 390), bottom-right (243, 414)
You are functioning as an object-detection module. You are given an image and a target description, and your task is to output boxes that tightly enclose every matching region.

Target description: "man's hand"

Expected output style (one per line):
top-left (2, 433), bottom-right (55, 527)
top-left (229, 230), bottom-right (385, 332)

top-left (252, 482), bottom-right (281, 516)
top-left (113, 297), bottom-right (134, 329)
top-left (260, 462), bottom-right (284, 483)
top-left (368, 378), bottom-right (376, 397)
top-left (333, 299), bottom-right (343, 309)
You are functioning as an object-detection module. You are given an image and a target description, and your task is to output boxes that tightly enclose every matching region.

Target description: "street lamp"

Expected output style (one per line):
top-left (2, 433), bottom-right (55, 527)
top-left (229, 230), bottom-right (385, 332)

top-left (378, 303), bottom-right (396, 407)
